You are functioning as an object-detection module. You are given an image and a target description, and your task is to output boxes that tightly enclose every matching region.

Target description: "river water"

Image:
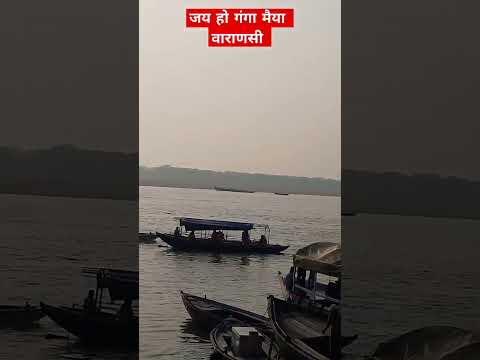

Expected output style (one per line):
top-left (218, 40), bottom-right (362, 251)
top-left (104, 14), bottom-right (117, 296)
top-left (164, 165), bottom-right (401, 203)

top-left (140, 186), bottom-right (341, 359)
top-left (140, 186), bottom-right (480, 359)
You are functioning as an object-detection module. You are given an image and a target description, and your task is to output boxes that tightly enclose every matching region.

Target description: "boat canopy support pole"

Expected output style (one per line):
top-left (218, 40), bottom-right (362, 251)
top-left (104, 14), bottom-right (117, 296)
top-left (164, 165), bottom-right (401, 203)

top-left (292, 266), bottom-right (296, 301)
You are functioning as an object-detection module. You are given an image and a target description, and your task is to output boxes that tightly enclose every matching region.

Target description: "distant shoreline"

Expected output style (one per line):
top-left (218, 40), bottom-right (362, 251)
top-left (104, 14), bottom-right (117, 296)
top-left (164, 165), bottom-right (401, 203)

top-left (139, 184), bottom-right (340, 197)
top-left (0, 190), bottom-right (136, 202)
top-left (140, 165), bottom-right (340, 196)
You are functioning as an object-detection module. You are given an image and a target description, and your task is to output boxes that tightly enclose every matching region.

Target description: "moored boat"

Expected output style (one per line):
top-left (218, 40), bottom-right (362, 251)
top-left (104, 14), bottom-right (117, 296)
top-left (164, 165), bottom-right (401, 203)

top-left (139, 232), bottom-right (158, 243)
top-left (158, 218), bottom-right (288, 254)
top-left (0, 304), bottom-right (45, 326)
top-left (41, 267), bottom-right (139, 347)
top-left (268, 296), bottom-right (357, 360)
top-left (278, 242), bottom-right (341, 308)
top-left (211, 317), bottom-right (280, 360)
top-left (40, 303), bottom-right (138, 346)
top-left (180, 291), bottom-right (268, 331)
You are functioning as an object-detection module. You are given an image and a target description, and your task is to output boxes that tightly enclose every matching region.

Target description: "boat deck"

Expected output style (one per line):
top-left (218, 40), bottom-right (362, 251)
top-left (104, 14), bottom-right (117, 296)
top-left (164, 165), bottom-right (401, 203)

top-left (278, 312), bottom-right (328, 339)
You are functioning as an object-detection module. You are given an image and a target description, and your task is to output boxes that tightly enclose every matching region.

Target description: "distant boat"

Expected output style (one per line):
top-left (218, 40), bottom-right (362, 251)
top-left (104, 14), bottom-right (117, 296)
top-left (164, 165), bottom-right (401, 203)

top-left (214, 186), bottom-right (255, 194)
top-left (274, 192), bottom-right (289, 196)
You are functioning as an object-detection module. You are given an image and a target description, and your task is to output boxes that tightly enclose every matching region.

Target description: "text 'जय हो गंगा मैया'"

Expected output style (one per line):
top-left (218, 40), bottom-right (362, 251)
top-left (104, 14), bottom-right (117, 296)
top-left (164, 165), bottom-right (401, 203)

top-left (186, 8), bottom-right (294, 47)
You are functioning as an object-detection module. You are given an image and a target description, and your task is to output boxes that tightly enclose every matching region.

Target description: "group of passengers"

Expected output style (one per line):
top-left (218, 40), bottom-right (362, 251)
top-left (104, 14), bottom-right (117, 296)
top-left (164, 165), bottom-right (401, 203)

top-left (174, 226), bottom-right (267, 246)
top-left (242, 230), bottom-right (268, 246)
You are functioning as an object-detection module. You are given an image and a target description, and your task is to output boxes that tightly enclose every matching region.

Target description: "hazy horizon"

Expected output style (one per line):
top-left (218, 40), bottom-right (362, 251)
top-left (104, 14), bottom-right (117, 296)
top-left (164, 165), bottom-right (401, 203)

top-left (140, 163), bottom-right (339, 180)
top-left (140, 0), bottom-right (341, 179)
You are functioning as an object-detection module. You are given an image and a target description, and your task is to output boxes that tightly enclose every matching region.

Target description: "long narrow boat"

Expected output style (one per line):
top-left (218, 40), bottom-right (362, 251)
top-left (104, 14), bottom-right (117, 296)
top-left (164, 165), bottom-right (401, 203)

top-left (180, 291), bottom-right (268, 331)
top-left (41, 267), bottom-right (138, 347)
top-left (0, 304), bottom-right (45, 326)
top-left (158, 218), bottom-right (288, 254)
top-left (211, 318), bottom-right (280, 360)
top-left (40, 303), bottom-right (138, 346)
top-left (268, 296), bottom-right (357, 360)
top-left (139, 232), bottom-right (158, 243)
top-left (214, 186), bottom-right (255, 194)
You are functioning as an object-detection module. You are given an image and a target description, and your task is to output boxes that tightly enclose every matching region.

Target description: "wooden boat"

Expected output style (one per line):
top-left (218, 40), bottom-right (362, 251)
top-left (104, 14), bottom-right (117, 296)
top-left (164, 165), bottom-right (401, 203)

top-left (268, 296), bottom-right (357, 360)
top-left (139, 232), bottom-right (158, 243)
top-left (0, 304), bottom-right (45, 326)
top-left (40, 303), bottom-right (138, 346)
top-left (279, 242), bottom-right (341, 309)
top-left (211, 317), bottom-right (280, 360)
top-left (180, 291), bottom-right (268, 331)
top-left (41, 267), bottom-right (138, 346)
top-left (372, 326), bottom-right (473, 360)
top-left (158, 218), bottom-right (288, 254)
top-left (215, 186), bottom-right (255, 194)
top-left (274, 192), bottom-right (289, 196)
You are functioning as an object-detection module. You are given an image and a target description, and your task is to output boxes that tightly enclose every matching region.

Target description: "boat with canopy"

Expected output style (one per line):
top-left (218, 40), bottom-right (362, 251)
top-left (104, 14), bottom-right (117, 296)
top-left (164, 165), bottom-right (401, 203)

top-left (278, 242), bottom-right (341, 308)
top-left (40, 267), bottom-right (138, 346)
top-left (158, 218), bottom-right (288, 254)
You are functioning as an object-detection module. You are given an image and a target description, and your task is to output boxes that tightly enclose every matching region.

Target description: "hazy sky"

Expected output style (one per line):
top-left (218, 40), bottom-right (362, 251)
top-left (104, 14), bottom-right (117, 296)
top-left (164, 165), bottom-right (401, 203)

top-left (140, 0), bottom-right (340, 179)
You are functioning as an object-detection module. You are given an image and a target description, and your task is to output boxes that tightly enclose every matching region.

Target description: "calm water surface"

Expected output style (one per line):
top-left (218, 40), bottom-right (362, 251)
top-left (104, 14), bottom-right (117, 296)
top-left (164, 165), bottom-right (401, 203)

top-left (141, 186), bottom-right (480, 359)
top-left (140, 186), bottom-right (340, 359)
top-left (0, 194), bottom-right (137, 360)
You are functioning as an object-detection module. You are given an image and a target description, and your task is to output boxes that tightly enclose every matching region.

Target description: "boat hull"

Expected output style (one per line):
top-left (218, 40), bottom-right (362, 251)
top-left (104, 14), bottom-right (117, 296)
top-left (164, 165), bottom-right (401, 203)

top-left (159, 234), bottom-right (288, 254)
top-left (40, 303), bottom-right (138, 346)
top-left (0, 305), bottom-right (45, 326)
top-left (180, 291), bottom-right (268, 331)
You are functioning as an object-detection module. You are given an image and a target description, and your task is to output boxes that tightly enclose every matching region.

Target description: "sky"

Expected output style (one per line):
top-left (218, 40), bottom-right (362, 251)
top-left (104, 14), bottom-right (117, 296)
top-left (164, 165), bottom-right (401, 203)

top-left (1, 1), bottom-right (137, 153)
top-left (140, 0), bottom-right (341, 179)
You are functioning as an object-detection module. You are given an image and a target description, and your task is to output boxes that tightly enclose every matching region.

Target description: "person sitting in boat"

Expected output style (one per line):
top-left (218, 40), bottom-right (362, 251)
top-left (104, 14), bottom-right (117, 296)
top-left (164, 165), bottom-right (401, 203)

top-left (259, 234), bottom-right (267, 246)
top-left (117, 298), bottom-right (134, 321)
top-left (83, 289), bottom-right (96, 314)
top-left (188, 231), bottom-right (195, 240)
top-left (241, 230), bottom-right (251, 245)
top-left (218, 231), bottom-right (225, 241)
top-left (211, 230), bottom-right (218, 241)
top-left (174, 226), bottom-right (181, 238)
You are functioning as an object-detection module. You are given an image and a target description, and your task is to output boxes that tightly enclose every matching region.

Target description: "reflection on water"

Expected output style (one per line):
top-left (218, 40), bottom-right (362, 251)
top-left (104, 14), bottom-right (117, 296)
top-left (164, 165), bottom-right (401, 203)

top-left (140, 186), bottom-right (340, 359)
top-left (179, 319), bottom-right (211, 343)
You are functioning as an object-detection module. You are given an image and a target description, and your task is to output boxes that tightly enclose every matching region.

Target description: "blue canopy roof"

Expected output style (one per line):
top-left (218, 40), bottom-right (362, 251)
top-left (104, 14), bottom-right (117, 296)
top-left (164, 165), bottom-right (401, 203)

top-left (179, 218), bottom-right (256, 231)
